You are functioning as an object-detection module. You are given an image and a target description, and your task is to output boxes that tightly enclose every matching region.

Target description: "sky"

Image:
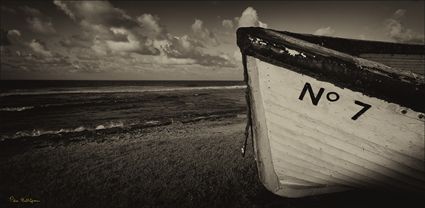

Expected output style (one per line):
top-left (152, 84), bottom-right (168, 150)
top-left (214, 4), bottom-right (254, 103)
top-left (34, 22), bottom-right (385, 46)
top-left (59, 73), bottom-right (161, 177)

top-left (1, 0), bottom-right (424, 80)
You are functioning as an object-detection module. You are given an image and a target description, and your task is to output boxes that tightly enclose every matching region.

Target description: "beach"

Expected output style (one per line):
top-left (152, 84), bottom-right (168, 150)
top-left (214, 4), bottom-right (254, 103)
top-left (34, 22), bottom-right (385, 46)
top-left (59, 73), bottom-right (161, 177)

top-left (0, 81), bottom-right (423, 208)
top-left (2, 116), bottom-right (424, 208)
top-left (1, 115), bottom-right (264, 208)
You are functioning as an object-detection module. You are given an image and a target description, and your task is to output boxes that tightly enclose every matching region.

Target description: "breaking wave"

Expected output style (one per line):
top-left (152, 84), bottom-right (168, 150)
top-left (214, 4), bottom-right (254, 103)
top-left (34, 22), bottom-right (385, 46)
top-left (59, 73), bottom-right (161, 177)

top-left (0, 106), bottom-right (35, 112)
top-left (0, 120), bottom-right (164, 141)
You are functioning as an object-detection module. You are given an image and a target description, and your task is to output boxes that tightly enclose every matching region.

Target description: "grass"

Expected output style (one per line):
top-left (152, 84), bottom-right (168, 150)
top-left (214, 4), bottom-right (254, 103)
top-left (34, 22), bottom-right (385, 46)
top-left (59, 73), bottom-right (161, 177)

top-left (1, 117), bottom-right (423, 208)
top-left (1, 117), bottom-right (269, 208)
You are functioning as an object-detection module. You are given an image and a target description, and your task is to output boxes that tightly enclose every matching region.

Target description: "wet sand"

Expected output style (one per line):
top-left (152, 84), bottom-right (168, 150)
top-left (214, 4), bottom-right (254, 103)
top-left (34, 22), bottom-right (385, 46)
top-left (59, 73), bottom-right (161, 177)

top-left (0, 116), bottom-right (423, 208)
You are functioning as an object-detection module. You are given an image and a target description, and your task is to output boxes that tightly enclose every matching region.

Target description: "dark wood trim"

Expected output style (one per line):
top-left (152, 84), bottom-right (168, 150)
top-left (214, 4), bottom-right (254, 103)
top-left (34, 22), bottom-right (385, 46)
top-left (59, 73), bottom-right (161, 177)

top-left (237, 27), bottom-right (425, 113)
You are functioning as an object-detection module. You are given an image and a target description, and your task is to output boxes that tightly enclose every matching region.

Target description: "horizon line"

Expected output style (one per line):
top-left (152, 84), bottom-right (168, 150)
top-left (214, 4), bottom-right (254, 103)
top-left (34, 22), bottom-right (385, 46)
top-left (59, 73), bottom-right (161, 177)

top-left (0, 79), bottom-right (245, 82)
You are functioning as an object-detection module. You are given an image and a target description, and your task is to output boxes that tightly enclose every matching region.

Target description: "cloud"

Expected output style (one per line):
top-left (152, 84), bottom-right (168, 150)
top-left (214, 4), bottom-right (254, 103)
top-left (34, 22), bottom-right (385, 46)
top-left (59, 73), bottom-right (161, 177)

top-left (59, 35), bottom-right (91, 49)
top-left (384, 9), bottom-right (424, 44)
top-left (191, 19), bottom-right (219, 46)
top-left (258, 21), bottom-right (268, 28)
top-left (166, 31), bottom-right (233, 66)
top-left (52, 0), bottom-right (234, 69)
top-left (8, 30), bottom-right (21, 37)
top-left (313, 26), bottom-right (335, 36)
top-left (196, 53), bottom-right (235, 67)
top-left (105, 27), bottom-right (159, 55)
top-left (233, 50), bottom-right (242, 62)
top-left (54, 1), bottom-right (157, 56)
top-left (20, 6), bottom-right (56, 34)
top-left (222, 19), bottom-right (234, 29)
top-left (393, 9), bottom-right (406, 19)
top-left (53, 0), bottom-right (75, 20)
top-left (238, 7), bottom-right (267, 28)
top-left (2, 50), bottom-right (73, 73)
top-left (6, 29), bottom-right (24, 45)
top-left (161, 35), bottom-right (200, 57)
top-left (20, 6), bottom-right (42, 16)
top-left (79, 20), bottom-right (112, 39)
top-left (133, 53), bottom-right (196, 66)
top-left (54, 1), bottom-right (136, 28)
top-left (59, 33), bottom-right (94, 52)
top-left (29, 39), bottom-right (53, 57)
top-left (91, 38), bottom-right (109, 56)
top-left (153, 35), bottom-right (233, 67)
top-left (27, 17), bottom-right (56, 34)
top-left (137, 14), bottom-right (164, 38)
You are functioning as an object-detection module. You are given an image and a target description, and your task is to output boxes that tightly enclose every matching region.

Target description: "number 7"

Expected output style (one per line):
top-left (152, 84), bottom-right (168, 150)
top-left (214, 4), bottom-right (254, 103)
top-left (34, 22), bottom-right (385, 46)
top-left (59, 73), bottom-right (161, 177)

top-left (352, 100), bottom-right (371, 120)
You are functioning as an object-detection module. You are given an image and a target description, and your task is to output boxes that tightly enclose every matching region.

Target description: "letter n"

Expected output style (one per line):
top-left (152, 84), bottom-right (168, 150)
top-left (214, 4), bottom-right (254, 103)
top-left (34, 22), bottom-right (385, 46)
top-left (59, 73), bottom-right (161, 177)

top-left (298, 82), bottom-right (324, 106)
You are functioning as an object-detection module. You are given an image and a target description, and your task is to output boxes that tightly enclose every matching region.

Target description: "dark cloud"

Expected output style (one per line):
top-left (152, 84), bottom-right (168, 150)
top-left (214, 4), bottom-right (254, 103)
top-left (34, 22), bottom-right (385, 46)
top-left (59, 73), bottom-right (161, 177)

top-left (385, 9), bottom-right (424, 44)
top-left (53, 0), bottom-right (75, 20)
top-left (71, 33), bottom-right (92, 42)
top-left (54, 1), bottom-right (138, 29)
top-left (26, 17), bottom-right (56, 34)
top-left (54, 1), bottom-right (159, 56)
top-left (59, 32), bottom-right (94, 49)
top-left (20, 5), bottom-right (56, 34)
top-left (76, 54), bottom-right (99, 61)
top-left (59, 37), bottom-right (89, 49)
top-left (1, 47), bottom-right (72, 73)
top-left (1, 29), bottom-right (67, 64)
top-left (53, 0), bottom-right (230, 67)
top-left (6, 29), bottom-right (24, 46)
top-left (20, 5), bottom-right (42, 16)
top-left (1, 6), bottom-right (16, 13)
top-left (3, 0), bottom-right (239, 77)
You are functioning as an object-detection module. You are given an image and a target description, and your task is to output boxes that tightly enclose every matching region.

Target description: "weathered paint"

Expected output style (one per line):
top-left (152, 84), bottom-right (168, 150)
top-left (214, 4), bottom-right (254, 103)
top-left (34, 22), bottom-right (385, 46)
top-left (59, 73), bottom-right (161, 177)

top-left (238, 27), bottom-right (425, 197)
top-left (247, 56), bottom-right (425, 197)
top-left (237, 27), bottom-right (425, 113)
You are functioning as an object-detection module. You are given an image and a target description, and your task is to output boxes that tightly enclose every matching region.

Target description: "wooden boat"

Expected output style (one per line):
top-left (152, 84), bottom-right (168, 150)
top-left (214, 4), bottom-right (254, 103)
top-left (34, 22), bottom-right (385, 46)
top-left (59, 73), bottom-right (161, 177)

top-left (236, 27), bottom-right (425, 198)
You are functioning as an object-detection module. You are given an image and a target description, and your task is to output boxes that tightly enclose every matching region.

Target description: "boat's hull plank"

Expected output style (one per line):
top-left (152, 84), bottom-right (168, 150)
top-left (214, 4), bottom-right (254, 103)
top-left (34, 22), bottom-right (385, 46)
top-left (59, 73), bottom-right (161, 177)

top-left (246, 56), bottom-right (425, 197)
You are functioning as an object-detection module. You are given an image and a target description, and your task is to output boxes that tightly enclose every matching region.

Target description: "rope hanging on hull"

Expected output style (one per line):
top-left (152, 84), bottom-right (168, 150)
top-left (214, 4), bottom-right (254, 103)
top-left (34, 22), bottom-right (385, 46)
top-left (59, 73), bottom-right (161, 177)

top-left (241, 53), bottom-right (254, 157)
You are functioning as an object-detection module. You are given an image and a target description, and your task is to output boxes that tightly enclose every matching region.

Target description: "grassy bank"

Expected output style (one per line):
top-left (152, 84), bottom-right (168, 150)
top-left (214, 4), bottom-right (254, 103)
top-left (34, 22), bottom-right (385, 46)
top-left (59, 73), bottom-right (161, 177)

top-left (1, 117), bottom-right (267, 208)
top-left (1, 117), bottom-right (423, 208)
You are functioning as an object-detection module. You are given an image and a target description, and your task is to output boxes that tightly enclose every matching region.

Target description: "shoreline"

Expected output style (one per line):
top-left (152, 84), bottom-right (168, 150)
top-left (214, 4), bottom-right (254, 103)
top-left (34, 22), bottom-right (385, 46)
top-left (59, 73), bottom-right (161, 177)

top-left (1, 116), bottom-right (423, 208)
top-left (0, 109), bottom-right (246, 144)
top-left (0, 116), bottom-right (267, 208)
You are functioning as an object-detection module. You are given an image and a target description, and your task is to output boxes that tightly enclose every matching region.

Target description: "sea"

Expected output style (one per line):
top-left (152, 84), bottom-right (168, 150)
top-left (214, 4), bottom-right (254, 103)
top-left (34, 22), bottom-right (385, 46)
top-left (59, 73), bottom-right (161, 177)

top-left (0, 80), bottom-right (247, 141)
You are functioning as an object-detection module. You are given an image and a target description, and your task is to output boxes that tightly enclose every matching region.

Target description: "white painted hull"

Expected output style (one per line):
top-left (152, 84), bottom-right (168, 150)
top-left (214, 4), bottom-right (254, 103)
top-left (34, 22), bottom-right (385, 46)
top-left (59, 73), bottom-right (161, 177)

top-left (246, 56), bottom-right (425, 198)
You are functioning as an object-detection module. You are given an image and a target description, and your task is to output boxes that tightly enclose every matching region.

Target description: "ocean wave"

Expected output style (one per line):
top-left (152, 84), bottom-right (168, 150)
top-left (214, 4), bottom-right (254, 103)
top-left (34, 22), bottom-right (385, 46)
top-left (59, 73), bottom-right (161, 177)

top-left (0, 106), bottom-right (35, 112)
top-left (0, 102), bottom-right (92, 112)
top-left (0, 121), bottom-right (142, 141)
top-left (0, 85), bottom-right (246, 97)
top-left (5, 126), bottom-right (89, 140)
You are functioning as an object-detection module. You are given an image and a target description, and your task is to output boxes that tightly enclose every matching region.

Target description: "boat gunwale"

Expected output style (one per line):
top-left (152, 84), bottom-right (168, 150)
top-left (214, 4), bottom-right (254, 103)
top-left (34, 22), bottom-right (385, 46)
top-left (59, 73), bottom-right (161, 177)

top-left (236, 27), bottom-right (425, 113)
